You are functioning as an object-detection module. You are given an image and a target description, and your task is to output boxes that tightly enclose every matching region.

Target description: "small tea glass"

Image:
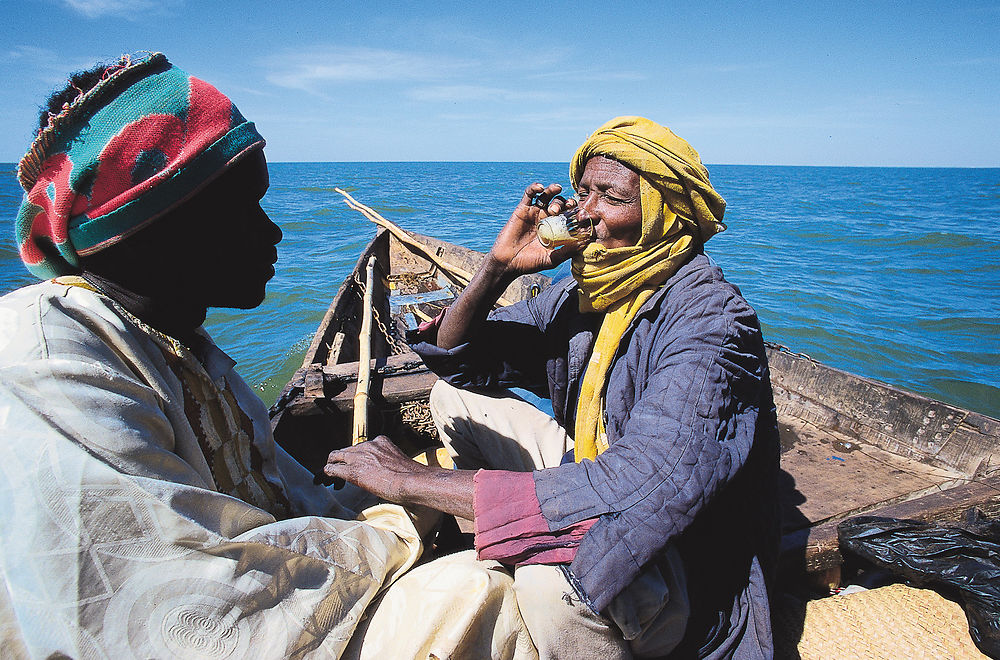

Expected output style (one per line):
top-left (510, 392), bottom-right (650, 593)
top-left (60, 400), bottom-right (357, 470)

top-left (536, 206), bottom-right (594, 248)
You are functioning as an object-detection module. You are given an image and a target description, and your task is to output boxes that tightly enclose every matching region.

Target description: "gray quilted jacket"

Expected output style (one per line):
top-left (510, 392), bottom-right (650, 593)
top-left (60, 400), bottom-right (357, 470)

top-left (413, 253), bottom-right (780, 657)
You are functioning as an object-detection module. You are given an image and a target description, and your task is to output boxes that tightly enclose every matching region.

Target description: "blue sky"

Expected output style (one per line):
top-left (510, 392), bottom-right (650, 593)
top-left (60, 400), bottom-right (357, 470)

top-left (2, 0), bottom-right (998, 166)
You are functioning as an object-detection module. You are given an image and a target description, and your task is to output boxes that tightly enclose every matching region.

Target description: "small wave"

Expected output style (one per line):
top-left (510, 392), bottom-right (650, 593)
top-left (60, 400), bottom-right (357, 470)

top-left (923, 378), bottom-right (1000, 419)
top-left (254, 333), bottom-right (316, 406)
top-left (891, 266), bottom-right (955, 276)
top-left (373, 205), bottom-right (420, 214)
top-left (884, 232), bottom-right (993, 249)
top-left (914, 317), bottom-right (1000, 337)
top-left (294, 186), bottom-right (354, 193)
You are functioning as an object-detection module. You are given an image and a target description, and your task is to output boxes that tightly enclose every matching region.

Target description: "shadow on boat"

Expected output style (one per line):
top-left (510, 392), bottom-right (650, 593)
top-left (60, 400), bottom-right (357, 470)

top-left (772, 468), bottom-right (812, 659)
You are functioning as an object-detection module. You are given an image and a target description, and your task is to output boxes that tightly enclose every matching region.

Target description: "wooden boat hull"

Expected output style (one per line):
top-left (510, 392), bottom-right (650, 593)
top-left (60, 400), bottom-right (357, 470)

top-left (271, 226), bottom-right (1000, 590)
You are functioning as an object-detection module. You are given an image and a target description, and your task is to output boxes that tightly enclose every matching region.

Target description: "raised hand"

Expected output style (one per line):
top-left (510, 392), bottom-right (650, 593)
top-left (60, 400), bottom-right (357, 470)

top-left (436, 182), bottom-right (578, 350)
top-left (489, 182), bottom-right (578, 277)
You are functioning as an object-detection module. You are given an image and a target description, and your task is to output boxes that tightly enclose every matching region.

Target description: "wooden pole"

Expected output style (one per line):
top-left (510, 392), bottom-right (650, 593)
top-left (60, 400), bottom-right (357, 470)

top-left (352, 255), bottom-right (376, 445)
top-left (334, 187), bottom-right (519, 307)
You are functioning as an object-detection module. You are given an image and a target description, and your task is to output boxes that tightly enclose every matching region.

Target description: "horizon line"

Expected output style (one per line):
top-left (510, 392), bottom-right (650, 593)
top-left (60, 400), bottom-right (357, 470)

top-left (1, 161), bottom-right (998, 169)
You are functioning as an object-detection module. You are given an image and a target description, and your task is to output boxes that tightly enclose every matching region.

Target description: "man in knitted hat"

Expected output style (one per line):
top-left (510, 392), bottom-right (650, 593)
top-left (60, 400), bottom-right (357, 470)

top-left (0, 53), bottom-right (538, 658)
top-left (327, 117), bottom-right (781, 658)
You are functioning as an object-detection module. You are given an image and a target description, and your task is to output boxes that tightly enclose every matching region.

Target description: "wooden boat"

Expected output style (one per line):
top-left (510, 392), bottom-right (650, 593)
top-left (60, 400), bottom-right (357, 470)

top-left (269, 222), bottom-right (1000, 592)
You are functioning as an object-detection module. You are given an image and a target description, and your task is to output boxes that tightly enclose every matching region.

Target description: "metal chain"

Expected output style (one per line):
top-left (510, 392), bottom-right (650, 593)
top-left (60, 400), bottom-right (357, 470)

top-left (352, 273), bottom-right (409, 354)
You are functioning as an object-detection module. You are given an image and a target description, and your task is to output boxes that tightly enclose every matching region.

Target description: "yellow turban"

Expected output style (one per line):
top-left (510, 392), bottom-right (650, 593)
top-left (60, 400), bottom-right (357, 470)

top-left (570, 115), bottom-right (726, 247)
top-left (569, 117), bottom-right (726, 461)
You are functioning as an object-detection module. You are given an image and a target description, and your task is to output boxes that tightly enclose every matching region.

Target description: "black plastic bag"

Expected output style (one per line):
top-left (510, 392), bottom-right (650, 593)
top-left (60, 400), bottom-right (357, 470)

top-left (837, 510), bottom-right (1000, 658)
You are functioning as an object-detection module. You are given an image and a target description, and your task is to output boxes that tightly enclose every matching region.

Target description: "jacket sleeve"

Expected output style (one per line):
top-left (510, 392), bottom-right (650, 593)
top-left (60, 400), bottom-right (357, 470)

top-left (409, 277), bottom-right (573, 395)
top-left (533, 285), bottom-right (769, 610)
top-left (473, 470), bottom-right (596, 565)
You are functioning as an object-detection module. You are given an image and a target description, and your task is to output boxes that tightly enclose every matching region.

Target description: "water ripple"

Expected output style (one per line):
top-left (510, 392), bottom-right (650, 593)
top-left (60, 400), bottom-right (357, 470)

top-left (1, 163), bottom-right (997, 419)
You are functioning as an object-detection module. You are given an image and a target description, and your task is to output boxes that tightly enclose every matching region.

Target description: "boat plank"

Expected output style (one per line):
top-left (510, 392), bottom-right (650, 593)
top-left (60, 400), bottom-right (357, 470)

top-left (767, 347), bottom-right (999, 475)
top-left (778, 473), bottom-right (1000, 589)
top-left (305, 234), bottom-right (384, 368)
top-left (778, 413), bottom-right (965, 530)
top-left (329, 372), bottom-right (438, 409)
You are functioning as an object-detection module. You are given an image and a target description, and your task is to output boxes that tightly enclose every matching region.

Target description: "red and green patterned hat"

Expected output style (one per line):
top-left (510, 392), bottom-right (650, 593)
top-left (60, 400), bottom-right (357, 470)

top-left (15, 52), bottom-right (265, 279)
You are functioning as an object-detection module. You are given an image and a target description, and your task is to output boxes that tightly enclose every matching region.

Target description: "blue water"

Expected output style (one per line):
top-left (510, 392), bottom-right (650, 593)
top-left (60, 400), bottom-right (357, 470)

top-left (2, 162), bottom-right (998, 418)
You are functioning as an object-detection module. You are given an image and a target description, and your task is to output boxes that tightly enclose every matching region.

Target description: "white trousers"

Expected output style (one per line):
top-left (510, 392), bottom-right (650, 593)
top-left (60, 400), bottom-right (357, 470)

top-left (429, 380), bottom-right (689, 659)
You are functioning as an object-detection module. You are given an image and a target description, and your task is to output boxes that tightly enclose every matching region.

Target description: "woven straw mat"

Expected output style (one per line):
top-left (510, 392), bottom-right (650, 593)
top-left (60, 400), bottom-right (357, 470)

top-left (772, 583), bottom-right (988, 659)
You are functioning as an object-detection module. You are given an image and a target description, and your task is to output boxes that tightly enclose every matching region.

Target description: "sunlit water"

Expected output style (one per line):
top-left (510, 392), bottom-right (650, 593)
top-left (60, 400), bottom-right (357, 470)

top-left (2, 162), bottom-right (997, 418)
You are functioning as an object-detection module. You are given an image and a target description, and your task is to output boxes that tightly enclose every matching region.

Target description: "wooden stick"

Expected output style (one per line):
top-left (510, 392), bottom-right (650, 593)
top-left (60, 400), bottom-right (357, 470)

top-left (335, 188), bottom-right (472, 285)
top-left (334, 188), bottom-right (517, 306)
top-left (352, 255), bottom-right (376, 444)
top-left (409, 306), bottom-right (434, 322)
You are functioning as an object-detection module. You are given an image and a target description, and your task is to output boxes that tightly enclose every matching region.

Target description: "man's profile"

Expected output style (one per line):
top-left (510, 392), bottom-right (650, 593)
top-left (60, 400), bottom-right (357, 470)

top-left (0, 52), bottom-right (536, 659)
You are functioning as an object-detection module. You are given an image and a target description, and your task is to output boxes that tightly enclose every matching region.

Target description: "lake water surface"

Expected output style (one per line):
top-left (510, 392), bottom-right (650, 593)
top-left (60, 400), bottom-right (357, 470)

top-left (2, 162), bottom-right (997, 418)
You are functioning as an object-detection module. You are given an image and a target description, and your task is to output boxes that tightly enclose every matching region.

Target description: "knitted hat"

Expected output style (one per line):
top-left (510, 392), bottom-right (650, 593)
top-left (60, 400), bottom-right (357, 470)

top-left (15, 52), bottom-right (265, 279)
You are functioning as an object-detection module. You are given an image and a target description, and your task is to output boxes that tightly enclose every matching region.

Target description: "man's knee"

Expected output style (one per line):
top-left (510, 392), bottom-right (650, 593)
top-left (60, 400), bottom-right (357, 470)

top-left (429, 379), bottom-right (466, 424)
top-left (428, 378), bottom-right (450, 415)
top-left (513, 565), bottom-right (630, 659)
top-left (513, 565), bottom-right (606, 631)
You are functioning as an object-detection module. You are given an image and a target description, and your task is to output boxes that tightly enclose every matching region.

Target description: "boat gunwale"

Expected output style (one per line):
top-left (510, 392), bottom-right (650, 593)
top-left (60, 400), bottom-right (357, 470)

top-left (278, 228), bottom-right (1000, 446)
top-left (269, 228), bottom-right (1000, 588)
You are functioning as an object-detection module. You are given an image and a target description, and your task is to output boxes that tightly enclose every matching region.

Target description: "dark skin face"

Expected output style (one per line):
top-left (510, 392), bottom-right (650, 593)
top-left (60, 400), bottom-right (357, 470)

top-left (576, 155), bottom-right (643, 249)
top-left (81, 150), bottom-right (281, 334)
top-left (179, 149), bottom-right (280, 310)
